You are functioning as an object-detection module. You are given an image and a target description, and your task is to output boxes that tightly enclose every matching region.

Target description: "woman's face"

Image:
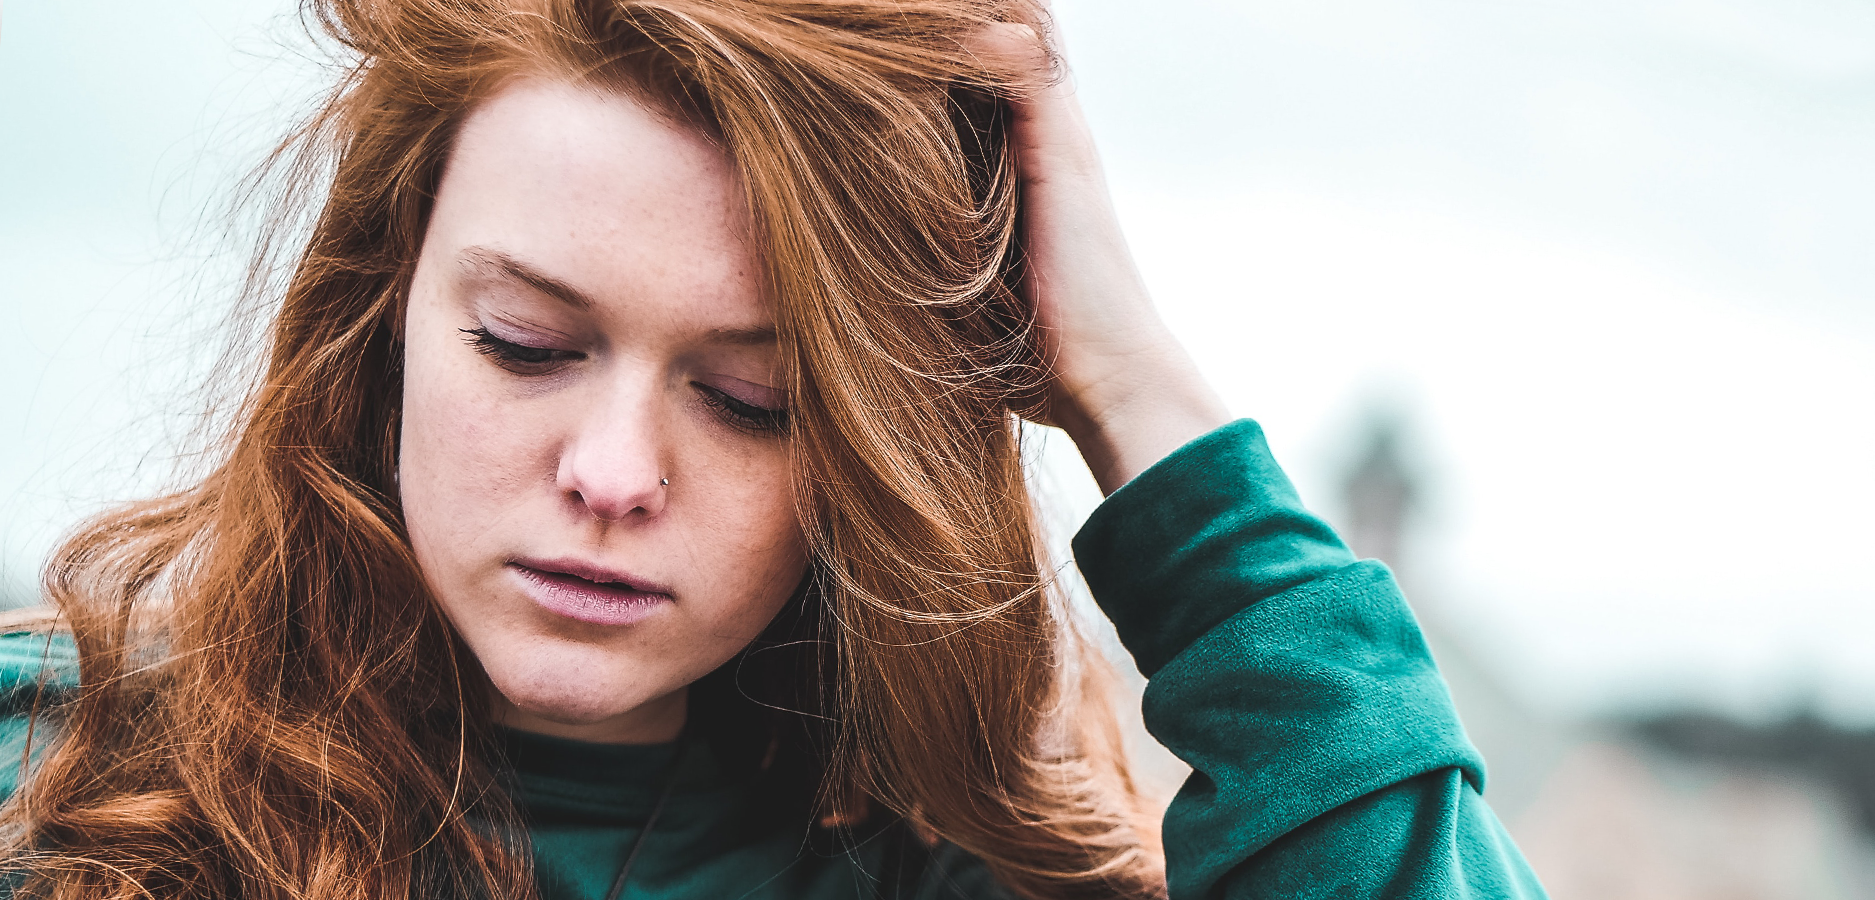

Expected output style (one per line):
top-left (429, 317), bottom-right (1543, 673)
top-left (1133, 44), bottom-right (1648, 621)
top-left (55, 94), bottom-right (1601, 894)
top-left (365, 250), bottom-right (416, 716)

top-left (399, 78), bottom-right (808, 744)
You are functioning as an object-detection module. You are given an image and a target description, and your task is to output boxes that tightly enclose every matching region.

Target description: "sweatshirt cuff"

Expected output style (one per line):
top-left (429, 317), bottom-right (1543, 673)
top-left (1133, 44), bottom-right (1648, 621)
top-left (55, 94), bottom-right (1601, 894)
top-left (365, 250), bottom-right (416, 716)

top-left (1070, 418), bottom-right (1356, 677)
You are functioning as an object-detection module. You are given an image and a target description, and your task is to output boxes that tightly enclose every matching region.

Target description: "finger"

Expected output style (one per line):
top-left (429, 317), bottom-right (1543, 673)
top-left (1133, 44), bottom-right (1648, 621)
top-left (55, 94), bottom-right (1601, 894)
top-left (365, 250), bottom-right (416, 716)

top-left (963, 21), bottom-right (1055, 87)
top-left (962, 21), bottom-right (1099, 186)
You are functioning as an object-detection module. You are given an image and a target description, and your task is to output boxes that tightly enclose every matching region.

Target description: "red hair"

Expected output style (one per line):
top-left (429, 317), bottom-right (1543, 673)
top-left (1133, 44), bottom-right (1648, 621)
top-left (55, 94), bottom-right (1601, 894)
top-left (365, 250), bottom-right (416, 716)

top-left (4, 2), bottom-right (1165, 897)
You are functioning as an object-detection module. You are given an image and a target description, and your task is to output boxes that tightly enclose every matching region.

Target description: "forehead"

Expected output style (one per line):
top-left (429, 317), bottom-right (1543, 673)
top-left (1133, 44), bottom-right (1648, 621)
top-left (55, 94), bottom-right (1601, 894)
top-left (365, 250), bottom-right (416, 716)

top-left (429, 77), bottom-right (766, 331)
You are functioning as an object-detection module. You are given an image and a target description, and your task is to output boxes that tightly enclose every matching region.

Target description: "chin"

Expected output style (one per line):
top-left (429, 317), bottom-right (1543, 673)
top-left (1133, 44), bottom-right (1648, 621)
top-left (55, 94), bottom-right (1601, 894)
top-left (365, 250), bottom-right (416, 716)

top-left (490, 648), bottom-right (661, 724)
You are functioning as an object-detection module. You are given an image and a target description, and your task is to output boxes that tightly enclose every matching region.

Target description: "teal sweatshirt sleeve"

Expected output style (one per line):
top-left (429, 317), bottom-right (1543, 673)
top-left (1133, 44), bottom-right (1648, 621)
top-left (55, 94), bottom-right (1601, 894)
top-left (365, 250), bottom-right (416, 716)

top-left (1071, 420), bottom-right (1547, 900)
top-left (0, 629), bottom-right (77, 806)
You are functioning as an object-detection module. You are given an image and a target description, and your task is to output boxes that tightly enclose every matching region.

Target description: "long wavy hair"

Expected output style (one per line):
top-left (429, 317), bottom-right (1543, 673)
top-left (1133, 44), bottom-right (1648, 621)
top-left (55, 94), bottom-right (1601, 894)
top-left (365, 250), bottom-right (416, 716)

top-left (0, 1), bottom-right (1166, 897)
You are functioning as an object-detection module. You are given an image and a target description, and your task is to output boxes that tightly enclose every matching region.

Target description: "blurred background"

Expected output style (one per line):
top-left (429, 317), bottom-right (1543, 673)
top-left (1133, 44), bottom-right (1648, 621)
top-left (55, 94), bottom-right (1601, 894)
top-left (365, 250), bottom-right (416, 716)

top-left (4, 0), bottom-right (1873, 894)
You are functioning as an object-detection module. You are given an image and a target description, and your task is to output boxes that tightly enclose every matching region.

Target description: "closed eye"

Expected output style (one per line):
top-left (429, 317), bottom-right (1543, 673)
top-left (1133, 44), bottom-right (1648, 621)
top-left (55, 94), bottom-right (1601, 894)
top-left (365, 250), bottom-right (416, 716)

top-left (695, 382), bottom-right (789, 435)
top-left (460, 327), bottom-right (582, 372)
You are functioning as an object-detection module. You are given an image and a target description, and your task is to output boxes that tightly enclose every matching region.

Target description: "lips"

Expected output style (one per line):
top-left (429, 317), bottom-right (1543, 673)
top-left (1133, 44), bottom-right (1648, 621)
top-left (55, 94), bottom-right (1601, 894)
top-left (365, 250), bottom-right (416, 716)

top-left (509, 557), bottom-right (673, 627)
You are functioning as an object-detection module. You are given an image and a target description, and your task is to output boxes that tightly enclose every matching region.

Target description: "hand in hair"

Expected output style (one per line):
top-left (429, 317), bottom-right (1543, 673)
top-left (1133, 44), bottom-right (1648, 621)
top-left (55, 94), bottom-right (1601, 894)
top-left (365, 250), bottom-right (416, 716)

top-left (975, 22), bottom-right (1233, 494)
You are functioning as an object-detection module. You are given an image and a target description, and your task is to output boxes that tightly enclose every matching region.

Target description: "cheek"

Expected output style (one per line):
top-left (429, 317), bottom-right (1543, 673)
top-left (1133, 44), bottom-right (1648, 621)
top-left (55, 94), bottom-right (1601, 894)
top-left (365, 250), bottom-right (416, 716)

top-left (398, 322), bottom-right (546, 574)
top-left (677, 451), bottom-right (809, 628)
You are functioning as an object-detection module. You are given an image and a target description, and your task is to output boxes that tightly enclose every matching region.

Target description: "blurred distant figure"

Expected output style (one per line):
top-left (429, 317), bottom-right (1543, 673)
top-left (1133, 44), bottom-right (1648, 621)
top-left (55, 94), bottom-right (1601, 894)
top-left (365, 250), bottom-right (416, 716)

top-left (1342, 412), bottom-right (1418, 568)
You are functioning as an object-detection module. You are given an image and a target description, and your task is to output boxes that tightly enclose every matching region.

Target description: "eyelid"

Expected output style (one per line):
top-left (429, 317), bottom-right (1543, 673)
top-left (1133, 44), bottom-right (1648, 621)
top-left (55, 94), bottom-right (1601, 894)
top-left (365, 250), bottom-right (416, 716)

top-left (708, 375), bottom-right (787, 410)
top-left (694, 382), bottom-right (789, 435)
top-left (476, 314), bottom-right (572, 349)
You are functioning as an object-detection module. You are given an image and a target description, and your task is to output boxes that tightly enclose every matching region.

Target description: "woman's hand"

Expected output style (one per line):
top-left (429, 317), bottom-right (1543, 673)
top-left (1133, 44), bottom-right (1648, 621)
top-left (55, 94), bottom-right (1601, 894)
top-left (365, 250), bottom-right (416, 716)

top-left (978, 23), bottom-right (1232, 494)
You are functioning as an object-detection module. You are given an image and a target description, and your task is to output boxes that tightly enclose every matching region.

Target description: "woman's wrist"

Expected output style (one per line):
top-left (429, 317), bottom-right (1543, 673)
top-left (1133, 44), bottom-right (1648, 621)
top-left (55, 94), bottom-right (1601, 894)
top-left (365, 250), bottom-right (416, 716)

top-left (1053, 338), bottom-right (1232, 495)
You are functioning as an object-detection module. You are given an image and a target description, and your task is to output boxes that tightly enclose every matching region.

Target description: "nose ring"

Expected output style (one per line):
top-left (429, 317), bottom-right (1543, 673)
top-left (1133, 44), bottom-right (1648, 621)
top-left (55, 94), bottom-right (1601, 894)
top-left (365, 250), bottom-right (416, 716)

top-left (660, 478), bottom-right (669, 486)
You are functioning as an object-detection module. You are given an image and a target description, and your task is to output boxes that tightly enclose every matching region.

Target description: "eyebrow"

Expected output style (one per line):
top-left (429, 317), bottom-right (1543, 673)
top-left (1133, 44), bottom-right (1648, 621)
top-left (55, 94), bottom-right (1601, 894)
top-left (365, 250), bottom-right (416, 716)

top-left (459, 246), bottom-right (597, 311)
top-left (458, 245), bottom-right (778, 347)
top-left (701, 325), bottom-right (778, 346)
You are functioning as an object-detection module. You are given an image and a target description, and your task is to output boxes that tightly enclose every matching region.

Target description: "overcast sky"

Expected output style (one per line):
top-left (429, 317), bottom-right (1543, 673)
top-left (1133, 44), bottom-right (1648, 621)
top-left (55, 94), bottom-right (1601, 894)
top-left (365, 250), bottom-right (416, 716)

top-left (4, 0), bottom-right (1873, 722)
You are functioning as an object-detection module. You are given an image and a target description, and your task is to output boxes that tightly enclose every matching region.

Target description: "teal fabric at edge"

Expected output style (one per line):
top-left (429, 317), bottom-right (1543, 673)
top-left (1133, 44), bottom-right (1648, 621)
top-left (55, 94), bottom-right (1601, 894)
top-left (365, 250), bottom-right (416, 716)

top-left (1074, 419), bottom-right (1547, 899)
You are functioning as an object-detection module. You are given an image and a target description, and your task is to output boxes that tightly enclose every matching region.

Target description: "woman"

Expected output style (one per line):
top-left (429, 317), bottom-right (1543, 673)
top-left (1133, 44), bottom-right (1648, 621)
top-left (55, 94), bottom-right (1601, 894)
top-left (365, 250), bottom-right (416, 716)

top-left (0, 0), bottom-right (1548, 898)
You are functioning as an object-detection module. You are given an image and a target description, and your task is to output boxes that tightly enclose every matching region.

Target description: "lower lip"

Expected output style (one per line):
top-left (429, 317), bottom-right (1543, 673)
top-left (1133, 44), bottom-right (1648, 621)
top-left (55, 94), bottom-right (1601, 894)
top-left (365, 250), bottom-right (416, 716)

top-left (510, 565), bottom-right (672, 627)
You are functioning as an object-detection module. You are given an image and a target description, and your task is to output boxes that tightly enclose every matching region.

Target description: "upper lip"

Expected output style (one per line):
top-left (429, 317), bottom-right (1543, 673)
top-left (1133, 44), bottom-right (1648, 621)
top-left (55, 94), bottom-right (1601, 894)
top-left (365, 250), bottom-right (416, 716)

top-left (511, 556), bottom-right (674, 595)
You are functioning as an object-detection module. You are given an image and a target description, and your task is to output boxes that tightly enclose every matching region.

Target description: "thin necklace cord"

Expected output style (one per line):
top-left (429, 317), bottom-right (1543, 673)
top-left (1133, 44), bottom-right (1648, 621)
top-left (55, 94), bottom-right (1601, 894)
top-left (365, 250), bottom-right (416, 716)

top-left (601, 730), bottom-right (689, 900)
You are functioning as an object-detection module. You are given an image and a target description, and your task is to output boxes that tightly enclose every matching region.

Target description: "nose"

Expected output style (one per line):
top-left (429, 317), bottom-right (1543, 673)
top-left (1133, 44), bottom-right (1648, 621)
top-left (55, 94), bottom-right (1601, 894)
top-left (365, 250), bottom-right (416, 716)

top-left (556, 381), bottom-right (669, 522)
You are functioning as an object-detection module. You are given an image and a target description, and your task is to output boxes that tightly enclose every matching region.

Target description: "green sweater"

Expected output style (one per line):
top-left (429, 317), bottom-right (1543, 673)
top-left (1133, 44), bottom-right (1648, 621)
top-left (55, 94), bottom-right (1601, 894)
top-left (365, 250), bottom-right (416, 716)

top-left (0, 419), bottom-right (1548, 899)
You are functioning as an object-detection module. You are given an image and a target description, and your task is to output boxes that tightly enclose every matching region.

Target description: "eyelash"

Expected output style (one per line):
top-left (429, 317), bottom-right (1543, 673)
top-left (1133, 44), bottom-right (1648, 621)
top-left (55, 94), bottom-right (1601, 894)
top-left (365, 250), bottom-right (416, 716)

top-left (696, 384), bottom-right (790, 435)
top-left (460, 327), bottom-right (574, 369)
top-left (458, 327), bottom-right (788, 435)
